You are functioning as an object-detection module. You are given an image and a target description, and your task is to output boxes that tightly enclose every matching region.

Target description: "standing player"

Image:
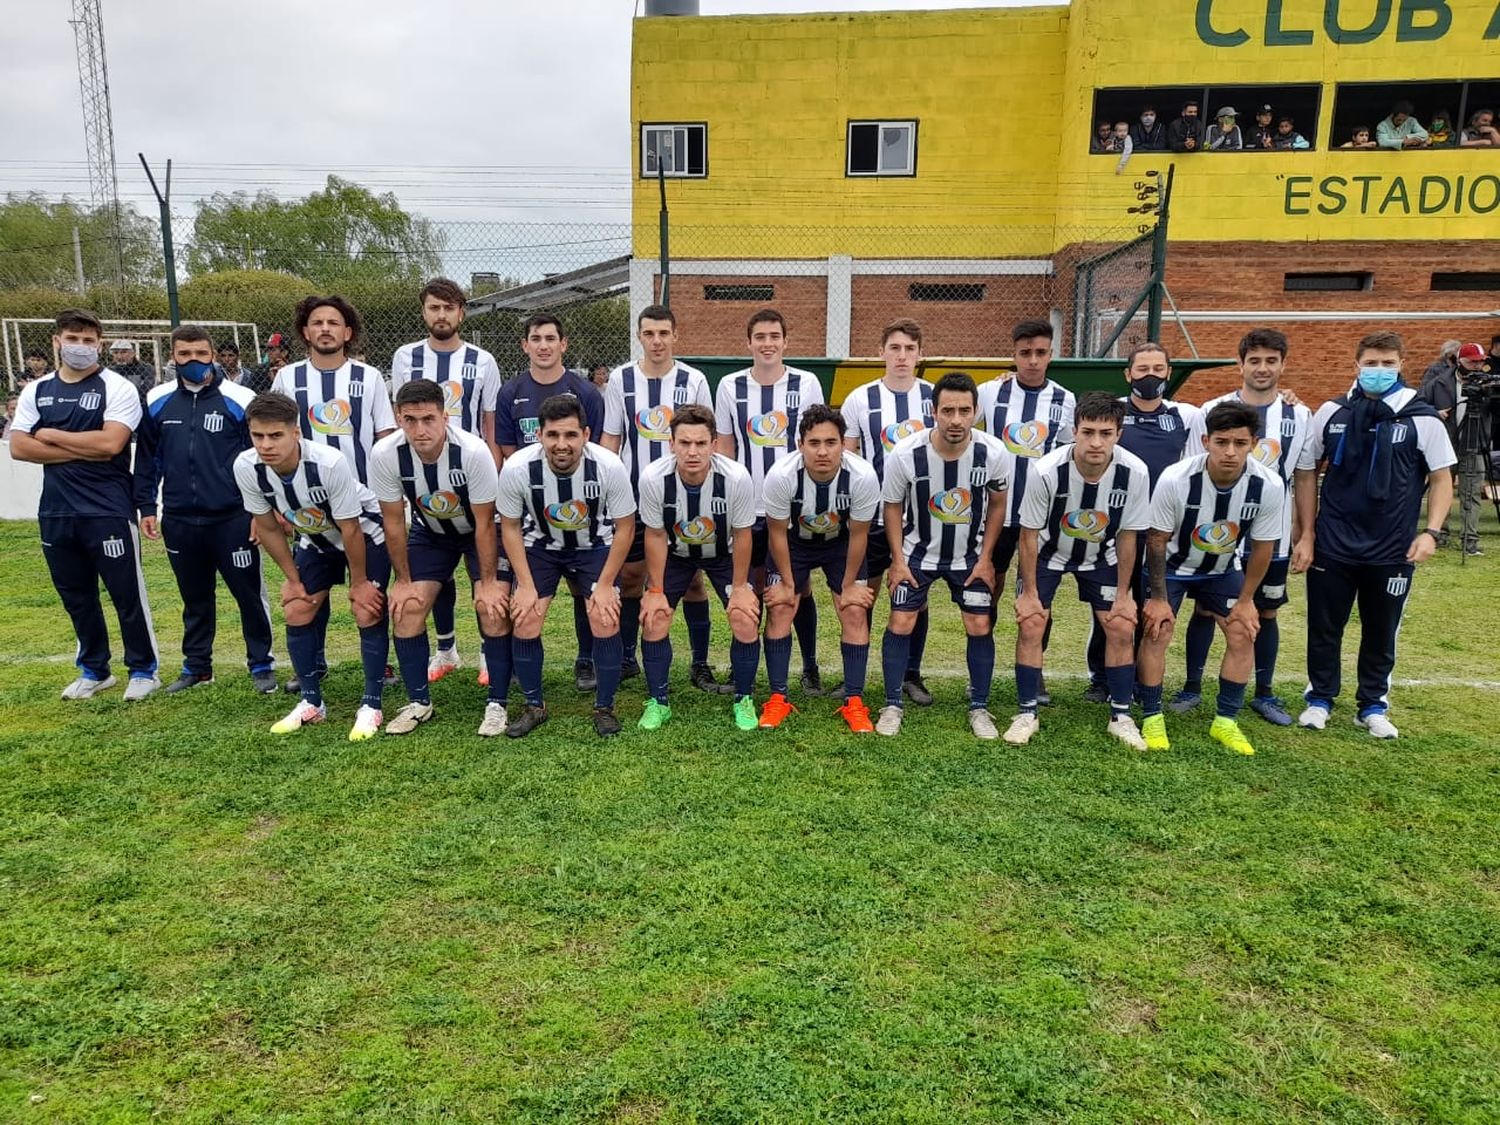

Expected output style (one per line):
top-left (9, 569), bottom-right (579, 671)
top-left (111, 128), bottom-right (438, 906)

top-left (233, 393), bottom-right (390, 740)
top-left (497, 395), bottom-right (636, 738)
top-left (1007, 394), bottom-right (1152, 748)
top-left (636, 405), bottom-right (763, 730)
top-left (598, 304), bottom-right (717, 690)
top-left (495, 313), bottom-right (606, 693)
top-left (714, 308), bottom-right (828, 693)
top-left (1295, 332), bottom-right (1455, 739)
top-left (134, 324), bottom-right (276, 694)
top-left (9, 308), bottom-right (160, 699)
top-left (841, 318), bottom-right (936, 705)
top-left (1136, 402), bottom-right (1285, 755)
top-left (1172, 328), bottom-right (1315, 724)
top-left (878, 373), bottom-right (1013, 739)
top-left (370, 380), bottom-right (511, 737)
top-left (389, 278), bottom-right (503, 683)
top-left (762, 405), bottom-right (882, 732)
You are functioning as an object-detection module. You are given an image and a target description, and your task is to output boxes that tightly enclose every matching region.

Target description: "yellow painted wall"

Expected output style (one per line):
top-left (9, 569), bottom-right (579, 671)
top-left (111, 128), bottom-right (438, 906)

top-left (632, 0), bottom-right (1500, 255)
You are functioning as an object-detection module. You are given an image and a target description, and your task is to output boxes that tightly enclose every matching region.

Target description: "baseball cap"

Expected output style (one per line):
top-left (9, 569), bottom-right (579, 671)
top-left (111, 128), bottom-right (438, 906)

top-left (1216, 106), bottom-right (1238, 118)
top-left (1458, 343), bottom-right (1486, 362)
top-left (109, 339), bottom-right (134, 351)
top-left (1256, 104), bottom-right (1273, 114)
top-left (265, 332), bottom-right (289, 350)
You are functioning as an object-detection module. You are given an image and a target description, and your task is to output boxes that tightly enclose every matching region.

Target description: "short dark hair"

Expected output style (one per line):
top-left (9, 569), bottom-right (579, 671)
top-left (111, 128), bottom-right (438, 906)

top-left (419, 277), bottom-right (466, 307)
top-left (637, 303), bottom-right (676, 329)
top-left (216, 340), bottom-right (239, 354)
top-left (1012, 319), bottom-right (1054, 343)
top-left (169, 324), bottom-right (213, 348)
top-left (670, 403), bottom-right (715, 436)
top-left (1238, 327), bottom-right (1288, 360)
top-left (1126, 342), bottom-right (1171, 368)
top-left (746, 307), bottom-right (786, 338)
top-left (537, 393), bottom-right (585, 428)
top-left (246, 392), bottom-right (300, 427)
top-left (294, 294), bottom-right (363, 351)
top-left (932, 371), bottom-right (978, 409)
top-left (1351, 124), bottom-right (1372, 136)
top-left (797, 403), bottom-right (846, 441)
top-left (1491, 333), bottom-right (1500, 349)
top-left (1074, 392), bottom-right (1125, 430)
top-left (1392, 99), bottom-right (1415, 116)
top-left (54, 308), bottom-right (103, 336)
top-left (1204, 401), bottom-right (1262, 438)
top-left (521, 313), bottom-right (564, 339)
top-left (25, 348), bottom-right (48, 361)
top-left (881, 318), bottom-right (922, 347)
top-left (1356, 331), bottom-right (1404, 360)
top-left (395, 379), bottom-right (445, 410)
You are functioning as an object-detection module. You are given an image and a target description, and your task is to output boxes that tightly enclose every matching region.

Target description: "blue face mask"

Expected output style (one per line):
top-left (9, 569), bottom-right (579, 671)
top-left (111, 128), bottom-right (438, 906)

top-left (1357, 366), bottom-right (1400, 396)
top-left (177, 359), bottom-right (214, 384)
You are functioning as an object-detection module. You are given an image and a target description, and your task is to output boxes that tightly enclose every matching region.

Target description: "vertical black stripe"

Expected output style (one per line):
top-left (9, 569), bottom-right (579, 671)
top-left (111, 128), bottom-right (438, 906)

top-left (760, 383), bottom-right (776, 480)
top-left (711, 469), bottom-right (728, 556)
top-left (911, 443), bottom-right (931, 571)
top-left (528, 457), bottom-right (547, 550)
top-left (1037, 461), bottom-right (1070, 570)
top-left (584, 455), bottom-right (601, 548)
top-left (1170, 471), bottom-right (1204, 573)
top-left (347, 365), bottom-right (368, 482)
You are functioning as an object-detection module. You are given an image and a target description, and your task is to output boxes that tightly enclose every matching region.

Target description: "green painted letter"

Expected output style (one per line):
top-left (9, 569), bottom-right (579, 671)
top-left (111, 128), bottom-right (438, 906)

top-left (1196, 0), bottom-right (1250, 45)
top-left (1396, 0), bottom-right (1451, 40)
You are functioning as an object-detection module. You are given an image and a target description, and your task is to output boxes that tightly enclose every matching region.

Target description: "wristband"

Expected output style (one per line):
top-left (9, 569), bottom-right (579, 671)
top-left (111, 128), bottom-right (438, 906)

top-left (646, 586), bottom-right (664, 594)
top-left (1421, 528), bottom-right (1442, 541)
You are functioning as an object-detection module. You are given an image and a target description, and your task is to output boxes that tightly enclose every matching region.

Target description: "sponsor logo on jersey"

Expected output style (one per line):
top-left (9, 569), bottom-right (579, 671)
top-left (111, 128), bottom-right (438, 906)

top-left (747, 411), bottom-right (789, 448)
top-left (418, 491), bottom-right (463, 520)
top-left (80, 391), bottom-right (103, 411)
top-left (880, 418), bottom-right (926, 451)
top-left (800, 511), bottom-right (842, 535)
top-left (309, 399), bottom-right (353, 436)
top-left (675, 516), bottom-right (717, 545)
top-left (1252, 437), bottom-right (1281, 466)
top-left (635, 405), bottom-right (673, 442)
top-left (441, 380), bottom-right (464, 416)
top-left (928, 488), bottom-right (972, 524)
top-left (1191, 520), bottom-right (1240, 553)
top-left (1061, 509), bottom-right (1109, 542)
top-left (287, 506), bottom-right (333, 534)
top-left (519, 417), bottom-right (541, 443)
top-left (1002, 420), bottom-right (1049, 457)
top-left (545, 499), bottom-right (590, 532)
top-left (202, 411), bottom-right (224, 434)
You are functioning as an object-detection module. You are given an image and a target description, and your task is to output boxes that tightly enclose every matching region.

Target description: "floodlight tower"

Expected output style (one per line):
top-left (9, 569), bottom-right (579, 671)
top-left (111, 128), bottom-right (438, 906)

top-left (69, 0), bottom-right (124, 289)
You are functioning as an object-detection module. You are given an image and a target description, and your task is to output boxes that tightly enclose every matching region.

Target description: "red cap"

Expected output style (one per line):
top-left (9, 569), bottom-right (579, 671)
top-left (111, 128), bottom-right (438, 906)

top-left (1458, 343), bottom-right (1485, 362)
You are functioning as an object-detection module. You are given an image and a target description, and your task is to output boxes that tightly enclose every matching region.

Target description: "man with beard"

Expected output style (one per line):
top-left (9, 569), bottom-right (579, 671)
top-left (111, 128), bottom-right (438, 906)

top-left (1167, 101), bottom-right (1204, 152)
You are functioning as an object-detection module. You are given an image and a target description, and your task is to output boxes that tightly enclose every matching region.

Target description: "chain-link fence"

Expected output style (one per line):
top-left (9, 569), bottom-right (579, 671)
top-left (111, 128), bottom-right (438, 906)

top-left (2, 204), bottom-right (1148, 392)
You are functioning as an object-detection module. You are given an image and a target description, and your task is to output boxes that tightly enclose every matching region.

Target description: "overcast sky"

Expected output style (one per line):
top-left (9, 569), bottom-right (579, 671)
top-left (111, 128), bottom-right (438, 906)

top-left (1, 0), bottom-right (1042, 225)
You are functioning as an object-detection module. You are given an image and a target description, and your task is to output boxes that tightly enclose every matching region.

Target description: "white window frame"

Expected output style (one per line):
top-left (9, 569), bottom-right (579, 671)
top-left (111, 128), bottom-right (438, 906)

top-left (846, 119), bottom-right (918, 178)
top-left (640, 123), bottom-right (707, 179)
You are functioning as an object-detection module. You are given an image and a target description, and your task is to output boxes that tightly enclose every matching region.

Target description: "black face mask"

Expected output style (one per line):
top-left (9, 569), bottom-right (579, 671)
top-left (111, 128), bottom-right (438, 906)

top-left (1130, 376), bottom-right (1167, 400)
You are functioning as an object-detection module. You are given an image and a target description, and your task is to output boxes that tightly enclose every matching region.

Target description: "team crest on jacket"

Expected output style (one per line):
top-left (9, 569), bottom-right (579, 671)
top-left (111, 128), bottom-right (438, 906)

top-left (202, 412), bottom-right (224, 433)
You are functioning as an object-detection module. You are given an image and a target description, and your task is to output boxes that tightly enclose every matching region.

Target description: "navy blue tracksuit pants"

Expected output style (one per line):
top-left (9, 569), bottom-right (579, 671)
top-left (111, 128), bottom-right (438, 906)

top-left (40, 515), bottom-right (159, 680)
top-left (161, 514), bottom-right (275, 677)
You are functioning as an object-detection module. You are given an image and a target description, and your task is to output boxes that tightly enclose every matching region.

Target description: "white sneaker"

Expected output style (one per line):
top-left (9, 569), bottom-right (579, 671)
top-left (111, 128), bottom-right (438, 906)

top-left (1106, 714), bottom-right (1147, 751)
top-left (968, 708), bottom-right (1000, 741)
top-left (427, 645), bottom-right (461, 683)
top-left (349, 704), bottom-right (385, 741)
top-left (384, 700), bottom-right (433, 736)
top-left (271, 700), bottom-right (327, 734)
top-left (1355, 712), bottom-right (1399, 739)
top-left (477, 701), bottom-right (508, 737)
top-left (1298, 704), bottom-right (1329, 730)
top-left (1003, 713), bottom-right (1040, 745)
top-left (61, 674), bottom-right (117, 700)
top-left (123, 675), bottom-right (161, 702)
top-left (876, 704), bottom-right (903, 736)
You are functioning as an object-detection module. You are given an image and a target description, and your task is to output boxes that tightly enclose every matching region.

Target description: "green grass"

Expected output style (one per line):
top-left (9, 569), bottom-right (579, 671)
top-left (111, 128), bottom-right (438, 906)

top-left (2, 516), bottom-right (1499, 1122)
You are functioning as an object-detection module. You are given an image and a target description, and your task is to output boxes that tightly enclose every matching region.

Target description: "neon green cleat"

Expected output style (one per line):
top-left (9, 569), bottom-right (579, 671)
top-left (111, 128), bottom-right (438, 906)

top-left (638, 699), bottom-right (672, 731)
top-left (1141, 713), bottom-right (1170, 751)
top-left (733, 695), bottom-right (758, 731)
top-left (1210, 715), bottom-right (1256, 756)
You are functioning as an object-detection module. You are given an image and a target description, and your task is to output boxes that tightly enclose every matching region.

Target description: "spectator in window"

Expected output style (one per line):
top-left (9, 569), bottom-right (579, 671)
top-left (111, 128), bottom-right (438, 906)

top-left (1272, 116), bottom-right (1311, 151)
top-left (1107, 122), bottom-right (1134, 173)
top-left (1167, 101), bottom-right (1204, 152)
top-left (21, 349), bottom-right (50, 384)
top-left (1244, 104), bottom-right (1276, 150)
top-left (1091, 120), bottom-right (1114, 153)
top-left (1461, 108), bottom-right (1500, 148)
top-left (1208, 107), bottom-right (1243, 151)
top-left (1377, 101), bottom-right (1430, 149)
top-left (1130, 106), bottom-right (1165, 151)
top-left (1428, 110), bottom-right (1457, 148)
top-left (1340, 124), bottom-right (1379, 150)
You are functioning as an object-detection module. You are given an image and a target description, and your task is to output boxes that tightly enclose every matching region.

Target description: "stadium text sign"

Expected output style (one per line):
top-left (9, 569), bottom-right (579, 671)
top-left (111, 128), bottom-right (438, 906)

top-left (1283, 174), bottom-right (1500, 216)
top-left (1196, 0), bottom-right (1500, 45)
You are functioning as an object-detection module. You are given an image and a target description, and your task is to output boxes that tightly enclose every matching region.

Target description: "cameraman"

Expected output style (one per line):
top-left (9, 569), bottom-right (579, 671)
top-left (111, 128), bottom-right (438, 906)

top-left (1454, 343), bottom-right (1493, 556)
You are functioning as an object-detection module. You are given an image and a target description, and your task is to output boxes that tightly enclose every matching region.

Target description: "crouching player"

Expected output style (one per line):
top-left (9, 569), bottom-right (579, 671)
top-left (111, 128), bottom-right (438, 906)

top-left (370, 380), bottom-right (512, 737)
top-left (1008, 393), bottom-right (1153, 748)
top-left (1136, 402), bottom-right (1286, 754)
top-left (762, 404), bottom-right (882, 732)
top-left (636, 404), bottom-right (763, 730)
top-left (233, 392), bottom-right (390, 739)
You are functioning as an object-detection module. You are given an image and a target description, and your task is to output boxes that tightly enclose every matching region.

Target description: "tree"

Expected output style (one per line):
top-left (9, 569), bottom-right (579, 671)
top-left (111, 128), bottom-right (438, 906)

top-left (0, 193), bottom-right (160, 291)
top-left (187, 176), bottom-right (445, 288)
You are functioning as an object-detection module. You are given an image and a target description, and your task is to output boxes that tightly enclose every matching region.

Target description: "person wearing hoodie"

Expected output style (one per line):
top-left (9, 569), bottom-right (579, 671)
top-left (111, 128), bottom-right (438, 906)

top-left (1129, 106), bottom-right (1166, 151)
top-left (1166, 102), bottom-right (1204, 152)
top-left (1208, 107), bottom-right (1243, 151)
top-left (134, 323), bottom-right (278, 695)
top-left (1272, 116), bottom-right (1311, 150)
top-left (1294, 331), bottom-right (1455, 740)
top-left (1244, 104), bottom-right (1276, 150)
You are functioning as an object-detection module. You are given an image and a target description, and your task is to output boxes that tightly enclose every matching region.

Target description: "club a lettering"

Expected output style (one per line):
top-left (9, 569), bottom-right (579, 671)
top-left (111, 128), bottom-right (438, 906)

top-left (1196, 0), bottom-right (1475, 45)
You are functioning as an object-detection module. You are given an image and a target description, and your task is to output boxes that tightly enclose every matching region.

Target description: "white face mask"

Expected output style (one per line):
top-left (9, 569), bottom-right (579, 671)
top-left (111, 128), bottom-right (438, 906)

top-left (60, 343), bottom-right (99, 370)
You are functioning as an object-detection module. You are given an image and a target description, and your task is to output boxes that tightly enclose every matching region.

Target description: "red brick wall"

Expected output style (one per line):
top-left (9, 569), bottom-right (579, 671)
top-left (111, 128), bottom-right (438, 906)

top-left (660, 275), bottom-right (828, 357)
top-left (848, 275), bottom-right (1051, 357)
